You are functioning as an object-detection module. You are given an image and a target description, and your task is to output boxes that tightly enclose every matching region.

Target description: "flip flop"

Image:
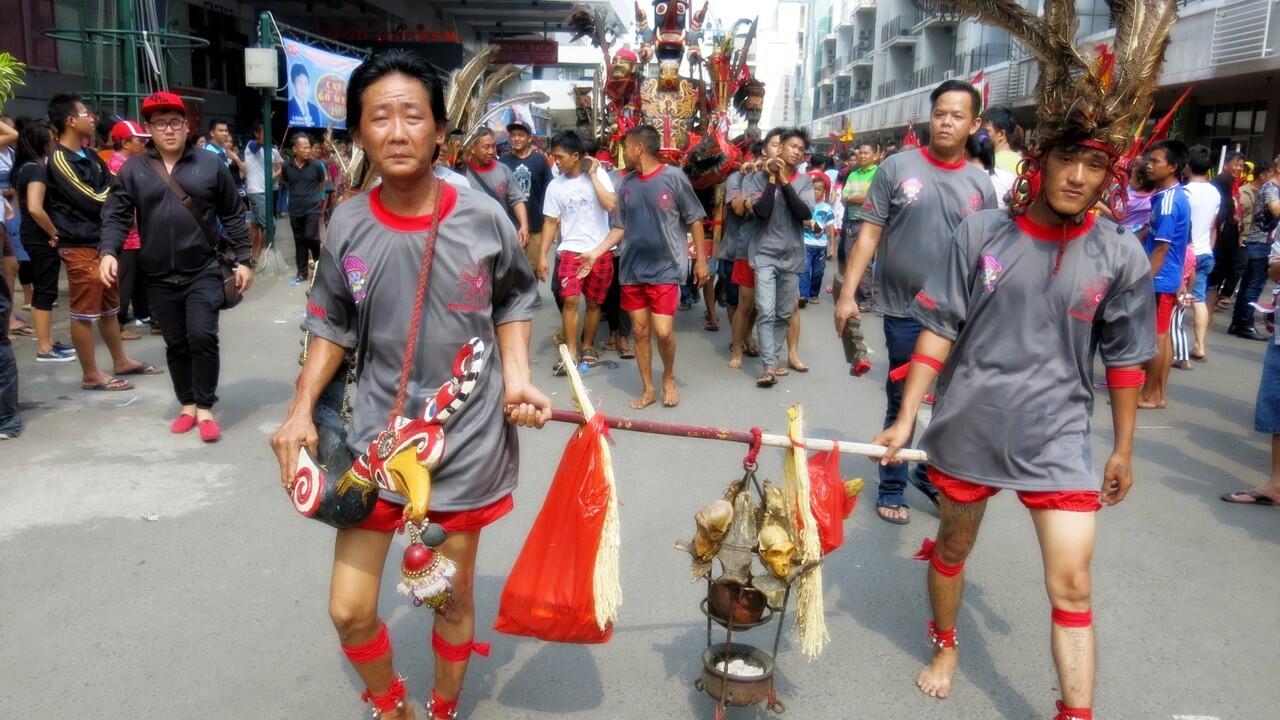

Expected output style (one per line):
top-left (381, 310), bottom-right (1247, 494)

top-left (581, 349), bottom-right (600, 367)
top-left (704, 320), bottom-right (720, 331)
top-left (9, 325), bottom-right (34, 337)
top-left (116, 363), bottom-right (164, 376)
top-left (619, 347), bottom-right (635, 359)
top-left (756, 372), bottom-right (777, 388)
top-left (772, 367), bottom-right (789, 377)
top-left (82, 377), bottom-right (133, 392)
top-left (744, 346), bottom-right (761, 358)
top-left (1220, 489), bottom-right (1277, 506)
top-left (876, 503), bottom-right (910, 525)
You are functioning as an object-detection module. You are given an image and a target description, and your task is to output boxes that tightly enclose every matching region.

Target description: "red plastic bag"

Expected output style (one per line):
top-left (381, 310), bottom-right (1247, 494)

top-left (494, 415), bottom-right (614, 643)
top-left (807, 446), bottom-right (853, 556)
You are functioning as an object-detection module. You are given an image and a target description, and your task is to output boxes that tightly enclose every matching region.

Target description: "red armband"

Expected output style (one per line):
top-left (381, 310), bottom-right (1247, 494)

top-left (1104, 368), bottom-right (1145, 389)
top-left (888, 354), bottom-right (945, 382)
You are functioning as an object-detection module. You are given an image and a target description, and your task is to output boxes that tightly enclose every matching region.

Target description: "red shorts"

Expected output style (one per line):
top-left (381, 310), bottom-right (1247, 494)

top-left (731, 259), bottom-right (755, 288)
top-left (620, 283), bottom-right (679, 316)
top-left (557, 250), bottom-right (613, 306)
top-left (356, 493), bottom-right (515, 533)
top-left (1154, 292), bottom-right (1176, 334)
top-left (927, 468), bottom-right (1101, 512)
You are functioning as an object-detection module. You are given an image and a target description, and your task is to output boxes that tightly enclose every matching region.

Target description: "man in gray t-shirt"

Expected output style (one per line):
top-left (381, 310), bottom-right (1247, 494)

top-left (465, 128), bottom-right (530, 246)
top-left (744, 128), bottom-right (815, 384)
top-left (834, 82), bottom-right (996, 523)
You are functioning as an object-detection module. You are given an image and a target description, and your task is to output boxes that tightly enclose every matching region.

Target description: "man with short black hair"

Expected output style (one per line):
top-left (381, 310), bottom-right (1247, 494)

top-left (100, 91), bottom-right (252, 441)
top-left (1207, 151), bottom-right (1246, 313)
top-left (835, 79), bottom-right (996, 524)
top-left (45, 92), bottom-right (154, 393)
top-left (1183, 144), bottom-right (1221, 360)
top-left (282, 133), bottom-right (328, 283)
top-left (1231, 155), bottom-right (1280, 340)
top-left (467, 127), bottom-right (529, 247)
top-left (982, 105), bottom-right (1024, 176)
top-left (244, 119), bottom-right (283, 262)
top-left (1139, 140), bottom-right (1191, 408)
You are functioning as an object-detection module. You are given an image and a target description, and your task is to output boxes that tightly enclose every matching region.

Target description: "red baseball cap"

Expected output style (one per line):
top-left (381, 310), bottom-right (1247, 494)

top-left (141, 91), bottom-right (186, 118)
top-left (110, 119), bottom-right (151, 142)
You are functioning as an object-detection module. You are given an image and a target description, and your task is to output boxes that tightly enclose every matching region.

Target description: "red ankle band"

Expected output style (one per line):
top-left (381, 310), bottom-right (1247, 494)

top-left (430, 689), bottom-right (459, 719)
top-left (343, 623), bottom-right (391, 664)
top-left (432, 630), bottom-right (491, 663)
top-left (912, 538), bottom-right (964, 576)
top-left (927, 621), bottom-right (958, 649)
top-left (1051, 608), bottom-right (1093, 628)
top-left (360, 674), bottom-right (406, 713)
top-left (1054, 700), bottom-right (1093, 719)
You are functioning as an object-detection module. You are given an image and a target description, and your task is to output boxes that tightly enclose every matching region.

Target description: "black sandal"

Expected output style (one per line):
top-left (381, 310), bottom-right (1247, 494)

top-left (1220, 489), bottom-right (1277, 506)
top-left (756, 371), bottom-right (777, 388)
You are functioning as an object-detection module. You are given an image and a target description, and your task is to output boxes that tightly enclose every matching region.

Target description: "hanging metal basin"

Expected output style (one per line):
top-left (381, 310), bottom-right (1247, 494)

top-left (697, 642), bottom-right (775, 707)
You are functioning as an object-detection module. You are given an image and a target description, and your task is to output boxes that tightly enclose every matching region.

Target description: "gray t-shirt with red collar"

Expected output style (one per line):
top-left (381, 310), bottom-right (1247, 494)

top-left (911, 210), bottom-right (1156, 492)
top-left (746, 170), bottom-right (816, 273)
top-left (717, 171), bottom-right (745, 261)
top-left (303, 183), bottom-right (537, 510)
top-left (465, 160), bottom-right (527, 226)
top-left (611, 164), bottom-right (706, 285)
top-left (863, 147), bottom-right (997, 317)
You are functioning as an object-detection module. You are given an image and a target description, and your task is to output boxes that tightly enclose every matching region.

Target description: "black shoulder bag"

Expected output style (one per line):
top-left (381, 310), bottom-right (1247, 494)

top-left (146, 156), bottom-right (243, 309)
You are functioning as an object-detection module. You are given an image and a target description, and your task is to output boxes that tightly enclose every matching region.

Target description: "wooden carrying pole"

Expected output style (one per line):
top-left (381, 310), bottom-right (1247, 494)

top-left (548, 347), bottom-right (928, 463)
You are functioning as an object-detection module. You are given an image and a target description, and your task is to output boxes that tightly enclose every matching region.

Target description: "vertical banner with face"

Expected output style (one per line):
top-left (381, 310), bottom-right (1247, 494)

top-left (283, 39), bottom-right (363, 129)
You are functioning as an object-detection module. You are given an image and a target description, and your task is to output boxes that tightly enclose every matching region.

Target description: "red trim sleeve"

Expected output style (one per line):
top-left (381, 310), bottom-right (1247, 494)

top-left (1105, 368), bottom-right (1145, 389)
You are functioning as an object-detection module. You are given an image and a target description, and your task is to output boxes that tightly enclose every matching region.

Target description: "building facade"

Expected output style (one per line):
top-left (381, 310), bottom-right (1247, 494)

top-left (803, 0), bottom-right (1280, 163)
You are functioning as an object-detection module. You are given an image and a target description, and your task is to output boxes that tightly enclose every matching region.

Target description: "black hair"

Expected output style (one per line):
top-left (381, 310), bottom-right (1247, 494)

top-left (471, 126), bottom-right (494, 142)
top-left (779, 127), bottom-right (810, 147)
top-left (548, 130), bottom-right (584, 156)
top-left (208, 119), bottom-right (229, 135)
top-left (929, 79), bottom-right (981, 118)
top-left (252, 118), bottom-right (264, 133)
top-left (1150, 139), bottom-right (1189, 175)
top-left (447, 128), bottom-right (465, 138)
top-left (292, 132), bottom-right (313, 148)
top-left (1129, 158), bottom-right (1158, 192)
top-left (47, 93), bottom-right (83, 135)
top-left (345, 49), bottom-right (447, 130)
top-left (1254, 161), bottom-right (1272, 178)
top-left (763, 126), bottom-right (785, 145)
top-left (809, 152), bottom-right (830, 170)
top-left (750, 140), bottom-right (765, 156)
top-left (15, 119), bottom-right (53, 169)
top-left (1225, 150), bottom-right (1246, 164)
top-left (291, 63), bottom-right (310, 83)
top-left (966, 133), bottom-right (996, 175)
top-left (625, 125), bottom-right (660, 156)
top-left (1187, 144), bottom-right (1213, 176)
top-left (855, 139), bottom-right (876, 152)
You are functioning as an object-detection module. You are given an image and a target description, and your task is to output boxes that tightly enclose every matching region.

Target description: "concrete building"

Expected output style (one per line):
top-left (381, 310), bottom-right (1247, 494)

top-left (752, 0), bottom-right (812, 130)
top-left (803, 0), bottom-right (1280, 162)
top-left (2, 0), bottom-right (630, 137)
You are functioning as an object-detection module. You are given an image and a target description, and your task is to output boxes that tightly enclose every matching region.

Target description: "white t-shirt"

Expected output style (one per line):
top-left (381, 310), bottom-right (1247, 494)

top-left (990, 168), bottom-right (1016, 210)
top-left (244, 142), bottom-right (283, 194)
top-left (1185, 179), bottom-right (1222, 256)
top-left (542, 167), bottom-right (614, 254)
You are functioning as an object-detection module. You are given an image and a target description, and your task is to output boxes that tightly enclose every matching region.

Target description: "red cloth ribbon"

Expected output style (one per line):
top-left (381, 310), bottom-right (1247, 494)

top-left (927, 621), bottom-right (958, 649)
top-left (432, 630), bottom-right (491, 662)
top-left (360, 674), bottom-right (406, 713)
top-left (1051, 607), bottom-right (1093, 628)
top-left (1104, 368), bottom-right (1145, 389)
top-left (888, 354), bottom-right (944, 383)
top-left (913, 538), bottom-right (963, 576)
top-left (743, 427), bottom-right (763, 470)
top-left (430, 689), bottom-right (459, 719)
top-left (342, 622), bottom-right (391, 664)
top-left (912, 537), bottom-right (937, 561)
top-left (1054, 700), bottom-right (1094, 720)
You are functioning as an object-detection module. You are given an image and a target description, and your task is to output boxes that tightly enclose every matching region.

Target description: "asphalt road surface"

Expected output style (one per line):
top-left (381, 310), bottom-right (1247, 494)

top-left (3, 229), bottom-right (1277, 719)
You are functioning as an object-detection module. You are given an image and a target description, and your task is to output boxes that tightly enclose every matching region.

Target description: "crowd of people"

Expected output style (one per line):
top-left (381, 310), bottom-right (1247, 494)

top-left (1, 42), bottom-right (1278, 720)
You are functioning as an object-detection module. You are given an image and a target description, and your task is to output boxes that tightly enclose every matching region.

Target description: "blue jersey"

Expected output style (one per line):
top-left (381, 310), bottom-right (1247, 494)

top-left (1144, 185), bottom-right (1190, 294)
top-left (804, 201), bottom-right (836, 247)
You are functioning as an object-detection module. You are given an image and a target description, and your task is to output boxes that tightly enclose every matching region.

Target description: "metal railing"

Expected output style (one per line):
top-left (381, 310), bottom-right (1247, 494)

top-left (880, 14), bottom-right (922, 44)
top-left (908, 62), bottom-right (955, 91)
top-left (875, 78), bottom-right (914, 100)
top-left (953, 43), bottom-right (1012, 76)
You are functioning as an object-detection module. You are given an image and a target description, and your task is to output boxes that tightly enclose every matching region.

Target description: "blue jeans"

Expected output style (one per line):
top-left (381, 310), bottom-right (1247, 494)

top-left (754, 265), bottom-right (799, 372)
top-left (1255, 342), bottom-right (1280, 434)
top-left (1231, 243), bottom-right (1270, 329)
top-left (798, 245), bottom-right (827, 301)
top-left (1191, 253), bottom-right (1215, 302)
top-left (0, 342), bottom-right (21, 438)
top-left (879, 314), bottom-right (931, 506)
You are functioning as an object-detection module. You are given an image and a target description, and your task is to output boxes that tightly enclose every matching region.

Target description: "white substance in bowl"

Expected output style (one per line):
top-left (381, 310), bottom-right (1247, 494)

top-left (716, 655), bottom-right (767, 678)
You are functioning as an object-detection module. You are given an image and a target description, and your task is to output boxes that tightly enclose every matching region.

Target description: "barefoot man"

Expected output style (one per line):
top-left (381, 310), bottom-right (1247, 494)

top-left (270, 50), bottom-right (550, 720)
top-left (585, 124), bottom-right (707, 408)
top-left (874, 2), bottom-right (1171, 716)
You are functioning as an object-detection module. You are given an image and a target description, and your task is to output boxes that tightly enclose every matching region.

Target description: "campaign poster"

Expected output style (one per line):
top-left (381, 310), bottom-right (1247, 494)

top-left (283, 39), bottom-right (363, 129)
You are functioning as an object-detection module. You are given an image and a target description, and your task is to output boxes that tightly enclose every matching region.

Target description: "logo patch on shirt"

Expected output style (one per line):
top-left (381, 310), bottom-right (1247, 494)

top-left (900, 178), bottom-right (923, 205)
top-left (342, 256), bottom-right (369, 303)
top-left (915, 290), bottom-right (938, 310)
top-left (306, 299), bottom-right (328, 320)
top-left (450, 262), bottom-right (490, 312)
top-left (657, 191), bottom-right (674, 210)
top-left (979, 255), bottom-right (1002, 294)
top-left (968, 192), bottom-right (985, 212)
top-left (1068, 278), bottom-right (1110, 322)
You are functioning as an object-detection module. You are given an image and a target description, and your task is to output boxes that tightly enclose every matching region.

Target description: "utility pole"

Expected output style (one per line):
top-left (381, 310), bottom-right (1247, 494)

top-left (259, 12), bottom-right (275, 252)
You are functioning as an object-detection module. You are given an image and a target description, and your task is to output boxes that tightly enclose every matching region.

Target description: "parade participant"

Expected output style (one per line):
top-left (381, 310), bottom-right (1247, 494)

top-left (728, 141), bottom-right (765, 369)
top-left (718, 155), bottom-right (746, 365)
top-left (876, 2), bottom-right (1171, 716)
top-left (270, 50), bottom-right (549, 720)
top-left (839, 140), bottom-right (878, 313)
top-left (834, 79), bottom-right (997, 524)
top-left (501, 121), bottom-right (553, 302)
top-left (580, 124), bottom-right (707, 409)
top-left (1230, 156), bottom-right (1280, 339)
top-left (799, 172), bottom-right (837, 306)
top-left (1206, 151), bottom-right (1245, 314)
top-left (465, 127), bottom-right (530, 247)
top-left (1138, 140), bottom-right (1191, 409)
top-left (45, 93), bottom-right (156, 393)
top-left (597, 149), bottom-right (633, 359)
top-left (745, 128), bottom-right (815, 387)
top-left (539, 130), bottom-right (616, 372)
top-left (105, 119), bottom-right (151, 341)
top-left (281, 133), bottom-right (328, 284)
top-left (100, 91), bottom-right (251, 441)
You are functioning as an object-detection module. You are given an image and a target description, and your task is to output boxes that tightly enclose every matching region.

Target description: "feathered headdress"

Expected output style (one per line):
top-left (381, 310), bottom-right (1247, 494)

top-left (445, 46), bottom-right (551, 147)
top-left (940, 0), bottom-right (1176, 158)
